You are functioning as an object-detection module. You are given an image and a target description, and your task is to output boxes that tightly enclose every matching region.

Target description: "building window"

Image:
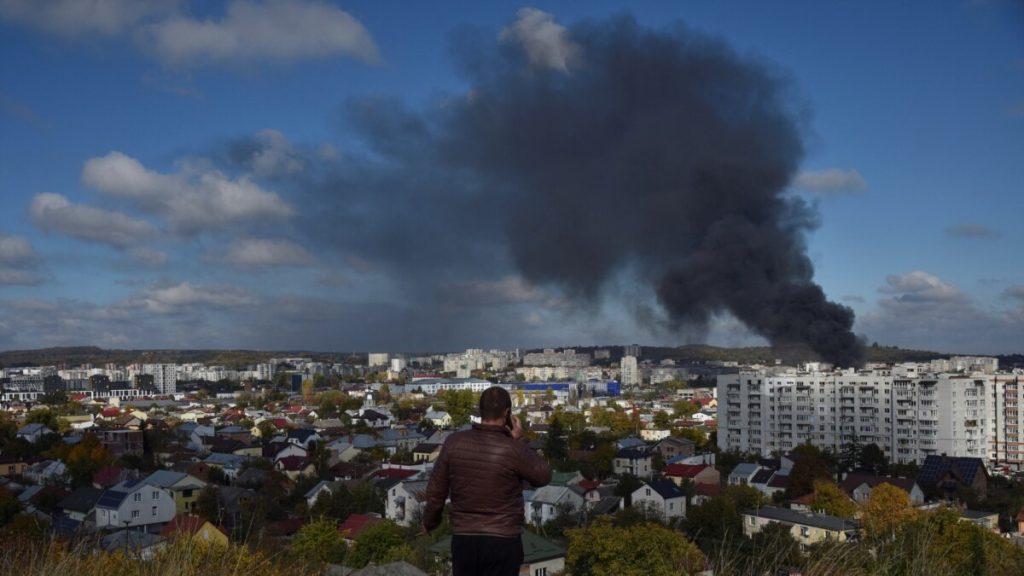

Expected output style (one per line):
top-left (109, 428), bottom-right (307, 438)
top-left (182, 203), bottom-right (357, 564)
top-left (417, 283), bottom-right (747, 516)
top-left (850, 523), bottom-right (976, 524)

top-left (134, 493), bottom-right (141, 502)
top-left (132, 510), bottom-right (140, 519)
top-left (534, 569), bottom-right (547, 576)
top-left (152, 506), bottom-right (158, 517)
top-left (800, 526), bottom-right (810, 538)
top-left (152, 491), bottom-right (160, 500)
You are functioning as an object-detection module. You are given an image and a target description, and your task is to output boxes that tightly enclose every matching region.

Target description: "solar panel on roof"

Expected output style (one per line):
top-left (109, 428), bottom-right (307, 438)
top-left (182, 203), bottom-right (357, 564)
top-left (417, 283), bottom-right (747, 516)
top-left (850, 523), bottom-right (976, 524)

top-left (96, 490), bottom-right (127, 508)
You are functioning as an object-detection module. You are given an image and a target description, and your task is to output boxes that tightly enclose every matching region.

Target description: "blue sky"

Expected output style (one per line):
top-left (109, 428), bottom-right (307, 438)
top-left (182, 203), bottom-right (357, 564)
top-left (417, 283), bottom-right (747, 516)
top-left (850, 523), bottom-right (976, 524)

top-left (0, 0), bottom-right (1021, 356)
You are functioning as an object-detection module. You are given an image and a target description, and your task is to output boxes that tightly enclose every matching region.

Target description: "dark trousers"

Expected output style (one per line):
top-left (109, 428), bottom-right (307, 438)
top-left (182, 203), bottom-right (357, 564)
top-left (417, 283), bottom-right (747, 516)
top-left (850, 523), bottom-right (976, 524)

top-left (451, 533), bottom-right (523, 576)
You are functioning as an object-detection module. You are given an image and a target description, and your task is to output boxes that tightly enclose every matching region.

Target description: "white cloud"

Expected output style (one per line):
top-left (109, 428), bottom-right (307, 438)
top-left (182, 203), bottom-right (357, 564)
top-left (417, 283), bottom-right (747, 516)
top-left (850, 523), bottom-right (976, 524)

top-left (524, 312), bottom-right (545, 327)
top-left (440, 275), bottom-right (548, 305)
top-left (143, 0), bottom-right (380, 67)
top-left (82, 151), bottom-right (293, 234)
top-left (124, 281), bottom-right (255, 314)
top-left (500, 7), bottom-right (580, 72)
top-left (857, 270), bottom-right (1024, 354)
top-left (0, 234), bottom-right (35, 265)
top-left (0, 234), bottom-right (43, 285)
top-left (0, 0), bottom-right (176, 36)
top-left (249, 129), bottom-right (306, 177)
top-left (30, 192), bottom-right (156, 248)
top-left (219, 237), bottom-right (314, 268)
top-left (794, 168), bottom-right (867, 196)
top-left (878, 270), bottom-right (965, 303)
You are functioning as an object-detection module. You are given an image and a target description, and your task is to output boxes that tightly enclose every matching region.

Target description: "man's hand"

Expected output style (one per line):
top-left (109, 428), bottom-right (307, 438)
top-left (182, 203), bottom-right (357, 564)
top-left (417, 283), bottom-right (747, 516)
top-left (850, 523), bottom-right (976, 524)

top-left (509, 414), bottom-right (525, 441)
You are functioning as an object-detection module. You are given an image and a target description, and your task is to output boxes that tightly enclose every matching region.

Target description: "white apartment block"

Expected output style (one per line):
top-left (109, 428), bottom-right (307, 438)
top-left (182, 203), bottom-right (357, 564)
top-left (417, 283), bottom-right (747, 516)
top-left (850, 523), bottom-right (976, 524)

top-left (143, 364), bottom-right (177, 395)
top-left (620, 355), bottom-right (640, 387)
top-left (717, 363), bottom-right (1024, 469)
top-left (368, 353), bottom-right (390, 367)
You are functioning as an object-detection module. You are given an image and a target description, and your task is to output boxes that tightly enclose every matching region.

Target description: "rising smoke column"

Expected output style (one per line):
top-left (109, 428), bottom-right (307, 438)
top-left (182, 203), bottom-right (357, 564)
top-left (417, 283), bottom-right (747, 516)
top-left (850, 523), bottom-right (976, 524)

top-left (337, 12), bottom-right (865, 366)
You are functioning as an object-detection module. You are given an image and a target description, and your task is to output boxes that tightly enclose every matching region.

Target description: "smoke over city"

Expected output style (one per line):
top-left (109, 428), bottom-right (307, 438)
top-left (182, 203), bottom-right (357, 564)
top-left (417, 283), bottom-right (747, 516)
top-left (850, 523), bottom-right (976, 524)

top-left (283, 13), bottom-right (865, 366)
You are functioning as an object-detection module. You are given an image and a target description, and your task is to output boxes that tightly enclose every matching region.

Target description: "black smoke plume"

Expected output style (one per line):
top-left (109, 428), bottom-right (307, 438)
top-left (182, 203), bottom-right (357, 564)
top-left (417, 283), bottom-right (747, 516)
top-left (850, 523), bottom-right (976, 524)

top-left (255, 14), bottom-right (865, 366)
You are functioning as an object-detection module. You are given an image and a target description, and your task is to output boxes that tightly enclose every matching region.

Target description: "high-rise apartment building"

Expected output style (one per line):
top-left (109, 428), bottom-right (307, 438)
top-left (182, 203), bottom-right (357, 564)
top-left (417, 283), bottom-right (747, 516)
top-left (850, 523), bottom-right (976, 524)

top-left (717, 364), bottom-right (1024, 469)
top-left (620, 355), bottom-right (640, 387)
top-left (143, 364), bottom-right (177, 395)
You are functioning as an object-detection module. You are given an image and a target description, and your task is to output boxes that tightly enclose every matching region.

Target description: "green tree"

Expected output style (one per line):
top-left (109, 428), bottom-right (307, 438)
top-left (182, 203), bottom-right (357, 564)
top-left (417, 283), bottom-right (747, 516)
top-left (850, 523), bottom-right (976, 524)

top-left (566, 516), bottom-right (703, 576)
top-left (784, 454), bottom-right (833, 499)
top-left (25, 408), bottom-right (58, 431)
top-left (810, 479), bottom-right (856, 518)
top-left (0, 487), bottom-right (20, 526)
top-left (292, 518), bottom-right (347, 565)
top-left (196, 485), bottom-right (222, 525)
top-left (544, 416), bottom-right (568, 463)
top-left (346, 520), bottom-right (406, 568)
top-left (442, 389), bottom-right (477, 427)
top-left (653, 411), bottom-right (671, 429)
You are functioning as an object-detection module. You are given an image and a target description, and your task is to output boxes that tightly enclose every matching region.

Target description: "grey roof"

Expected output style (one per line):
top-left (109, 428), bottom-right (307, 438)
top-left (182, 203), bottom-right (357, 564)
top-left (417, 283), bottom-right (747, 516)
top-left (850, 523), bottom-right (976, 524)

top-left (744, 506), bottom-right (858, 532)
top-left (100, 529), bottom-right (164, 552)
top-left (204, 453), bottom-right (246, 467)
top-left (17, 423), bottom-right (50, 435)
top-left (59, 486), bottom-right (104, 513)
top-left (730, 463), bottom-right (761, 478)
top-left (143, 470), bottom-right (187, 488)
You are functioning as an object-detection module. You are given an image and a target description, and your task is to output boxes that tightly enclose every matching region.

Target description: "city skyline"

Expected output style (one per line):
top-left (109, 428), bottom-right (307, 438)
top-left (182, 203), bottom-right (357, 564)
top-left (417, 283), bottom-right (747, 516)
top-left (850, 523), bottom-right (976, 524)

top-left (1, 1), bottom-right (1022, 355)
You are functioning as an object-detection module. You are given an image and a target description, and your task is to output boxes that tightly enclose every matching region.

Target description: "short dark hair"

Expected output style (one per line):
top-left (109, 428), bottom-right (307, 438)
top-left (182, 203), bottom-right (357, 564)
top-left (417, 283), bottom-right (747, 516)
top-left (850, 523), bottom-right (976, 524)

top-left (479, 386), bottom-right (512, 421)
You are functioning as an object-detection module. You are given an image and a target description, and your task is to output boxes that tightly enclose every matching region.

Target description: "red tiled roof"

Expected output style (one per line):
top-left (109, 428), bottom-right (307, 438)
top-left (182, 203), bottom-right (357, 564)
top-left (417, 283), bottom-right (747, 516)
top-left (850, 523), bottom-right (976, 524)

top-left (578, 480), bottom-right (601, 492)
top-left (101, 407), bottom-right (121, 417)
top-left (276, 456), bottom-right (310, 471)
top-left (92, 466), bottom-right (125, 488)
top-left (664, 463), bottom-right (709, 479)
top-left (338, 513), bottom-right (382, 540)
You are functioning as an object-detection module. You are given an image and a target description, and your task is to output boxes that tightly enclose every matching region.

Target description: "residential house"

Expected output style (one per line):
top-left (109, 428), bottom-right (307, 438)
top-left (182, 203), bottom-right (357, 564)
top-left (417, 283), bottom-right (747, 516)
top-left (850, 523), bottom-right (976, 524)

top-left (142, 470), bottom-right (206, 515)
top-left (275, 456), bottom-right (315, 480)
top-left (160, 515), bottom-right (229, 547)
top-left (743, 507), bottom-right (858, 546)
top-left (424, 407), bottom-right (452, 428)
top-left (287, 428), bottom-right (321, 450)
top-left (338, 513), bottom-right (383, 545)
top-left (663, 463), bottom-right (720, 488)
top-left (631, 479), bottom-right (686, 522)
top-left (23, 459), bottom-right (67, 485)
top-left (305, 479), bottom-right (345, 508)
top-left (411, 442), bottom-right (442, 463)
top-left (202, 453), bottom-right (247, 481)
top-left (840, 473), bottom-right (925, 506)
top-left (96, 429), bottom-right (145, 458)
top-left (59, 486), bottom-right (104, 522)
top-left (266, 441), bottom-right (309, 463)
top-left (0, 454), bottom-right (29, 477)
top-left (656, 436), bottom-right (696, 461)
top-left (961, 509), bottom-right (1000, 533)
top-left (95, 479), bottom-right (176, 529)
top-left (100, 530), bottom-right (166, 560)
top-left (359, 408), bottom-right (394, 429)
top-left (917, 455), bottom-right (989, 500)
top-left (525, 485), bottom-right (584, 526)
top-left (613, 449), bottom-right (653, 478)
top-left (16, 423), bottom-right (53, 444)
top-left (729, 462), bottom-right (761, 486)
top-left (385, 478), bottom-right (430, 527)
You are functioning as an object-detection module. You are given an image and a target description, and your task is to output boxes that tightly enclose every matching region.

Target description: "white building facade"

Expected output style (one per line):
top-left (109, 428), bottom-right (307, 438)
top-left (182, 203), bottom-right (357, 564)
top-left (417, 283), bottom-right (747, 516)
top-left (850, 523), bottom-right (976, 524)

top-left (717, 363), bottom-right (1024, 468)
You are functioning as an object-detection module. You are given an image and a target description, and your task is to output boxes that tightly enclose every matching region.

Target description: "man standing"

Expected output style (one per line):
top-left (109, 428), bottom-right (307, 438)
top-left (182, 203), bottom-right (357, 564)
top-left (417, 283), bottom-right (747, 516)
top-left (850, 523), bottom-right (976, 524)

top-left (423, 386), bottom-right (552, 576)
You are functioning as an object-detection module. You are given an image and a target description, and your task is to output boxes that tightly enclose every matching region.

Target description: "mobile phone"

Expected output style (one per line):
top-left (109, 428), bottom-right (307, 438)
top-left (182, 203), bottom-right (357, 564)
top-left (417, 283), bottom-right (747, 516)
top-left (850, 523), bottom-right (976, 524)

top-left (506, 412), bottom-right (514, 429)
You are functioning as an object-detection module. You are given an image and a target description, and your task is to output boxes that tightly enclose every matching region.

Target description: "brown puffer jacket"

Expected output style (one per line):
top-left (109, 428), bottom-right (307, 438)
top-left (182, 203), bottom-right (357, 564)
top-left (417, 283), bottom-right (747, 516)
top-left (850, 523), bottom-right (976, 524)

top-left (422, 423), bottom-right (551, 537)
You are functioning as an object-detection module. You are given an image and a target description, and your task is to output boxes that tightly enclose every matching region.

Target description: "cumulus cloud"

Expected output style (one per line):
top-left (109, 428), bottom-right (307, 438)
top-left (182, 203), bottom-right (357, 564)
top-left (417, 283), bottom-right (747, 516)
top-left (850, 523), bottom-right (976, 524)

top-left (81, 151), bottom-right (293, 234)
top-left (794, 168), bottom-right (867, 196)
top-left (218, 237), bottom-right (314, 268)
top-left (0, 0), bottom-right (176, 36)
top-left (877, 270), bottom-right (966, 304)
top-left (228, 129), bottom-right (307, 178)
top-left (129, 246), bottom-right (169, 266)
top-left (142, 0), bottom-right (380, 67)
top-left (30, 192), bottom-right (156, 249)
top-left (124, 281), bottom-right (255, 314)
top-left (858, 270), bottom-right (1024, 353)
top-left (1004, 285), bottom-right (1024, 302)
top-left (439, 275), bottom-right (548, 305)
top-left (499, 7), bottom-right (580, 72)
top-left (946, 223), bottom-right (1000, 238)
top-left (0, 234), bottom-right (43, 285)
